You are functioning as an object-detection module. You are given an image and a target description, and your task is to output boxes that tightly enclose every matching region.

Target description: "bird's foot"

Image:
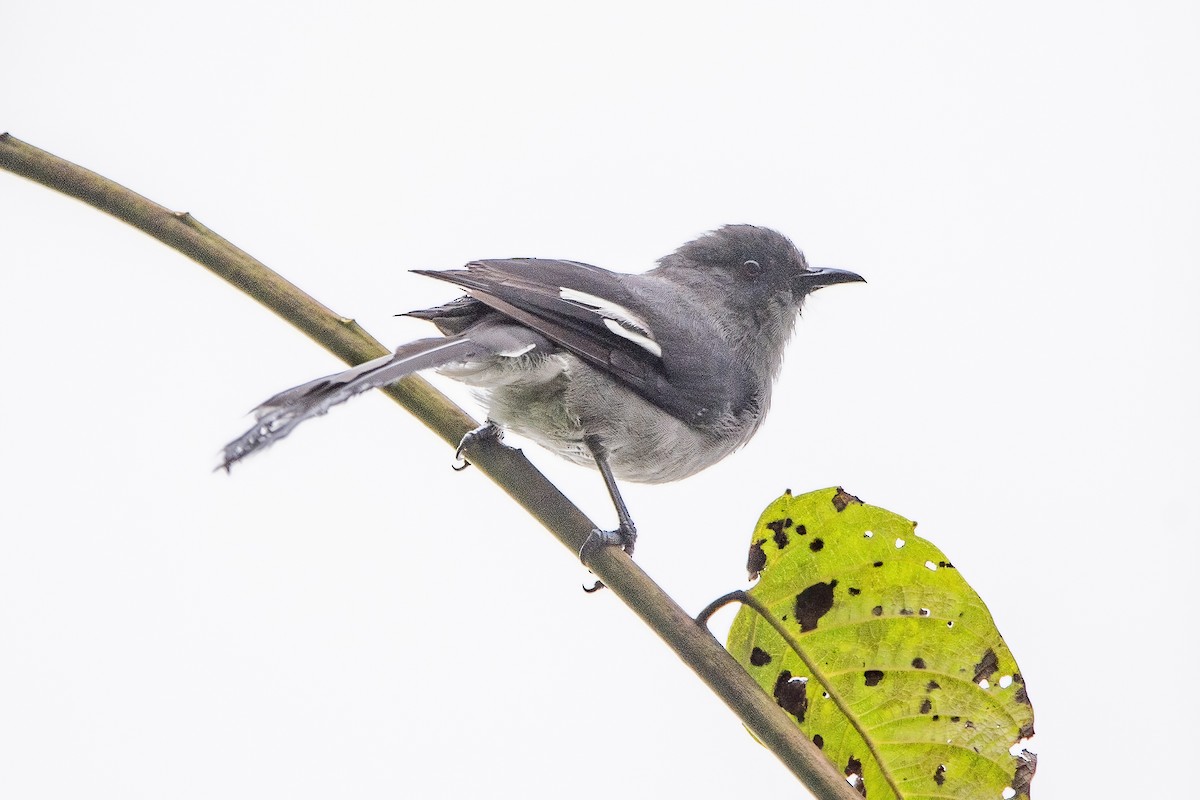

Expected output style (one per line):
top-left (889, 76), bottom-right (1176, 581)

top-left (579, 523), bottom-right (637, 564)
top-left (453, 422), bottom-right (503, 471)
top-left (578, 524), bottom-right (636, 593)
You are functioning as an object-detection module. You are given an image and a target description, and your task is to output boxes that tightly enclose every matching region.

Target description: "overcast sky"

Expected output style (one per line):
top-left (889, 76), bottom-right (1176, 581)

top-left (3, 3), bottom-right (1197, 798)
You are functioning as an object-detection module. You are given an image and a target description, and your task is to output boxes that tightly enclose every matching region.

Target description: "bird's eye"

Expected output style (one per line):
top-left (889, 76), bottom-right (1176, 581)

top-left (741, 259), bottom-right (763, 277)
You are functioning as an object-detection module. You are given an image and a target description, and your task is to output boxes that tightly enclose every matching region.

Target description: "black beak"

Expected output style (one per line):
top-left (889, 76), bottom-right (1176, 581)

top-left (796, 266), bottom-right (866, 291)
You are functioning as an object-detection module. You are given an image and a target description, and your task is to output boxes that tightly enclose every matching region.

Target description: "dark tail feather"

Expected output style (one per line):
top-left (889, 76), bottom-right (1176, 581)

top-left (220, 336), bottom-right (482, 470)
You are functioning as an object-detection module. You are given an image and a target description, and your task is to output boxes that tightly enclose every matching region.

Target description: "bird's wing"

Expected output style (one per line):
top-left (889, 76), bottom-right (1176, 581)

top-left (413, 259), bottom-right (752, 425)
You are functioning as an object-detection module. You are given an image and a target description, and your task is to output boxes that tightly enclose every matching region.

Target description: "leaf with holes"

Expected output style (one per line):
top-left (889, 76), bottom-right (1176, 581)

top-left (727, 487), bottom-right (1036, 800)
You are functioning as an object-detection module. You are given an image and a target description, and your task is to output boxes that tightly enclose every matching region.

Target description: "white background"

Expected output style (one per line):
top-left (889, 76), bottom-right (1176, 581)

top-left (2, 2), bottom-right (1197, 798)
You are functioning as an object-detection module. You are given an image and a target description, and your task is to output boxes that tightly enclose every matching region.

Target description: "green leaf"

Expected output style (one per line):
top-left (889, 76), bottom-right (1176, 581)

top-left (727, 488), bottom-right (1036, 800)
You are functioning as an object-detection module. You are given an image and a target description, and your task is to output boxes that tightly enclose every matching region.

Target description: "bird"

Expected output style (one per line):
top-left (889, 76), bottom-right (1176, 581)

top-left (220, 224), bottom-right (863, 558)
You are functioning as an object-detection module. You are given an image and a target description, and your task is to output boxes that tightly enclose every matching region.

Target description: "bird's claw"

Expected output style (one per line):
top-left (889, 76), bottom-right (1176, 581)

top-left (453, 422), bottom-right (503, 471)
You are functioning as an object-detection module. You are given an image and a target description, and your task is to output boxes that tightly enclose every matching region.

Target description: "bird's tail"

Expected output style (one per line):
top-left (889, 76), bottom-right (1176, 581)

top-left (220, 335), bottom-right (483, 471)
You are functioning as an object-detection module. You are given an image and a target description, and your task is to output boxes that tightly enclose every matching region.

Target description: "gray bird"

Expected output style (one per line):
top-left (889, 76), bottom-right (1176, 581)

top-left (221, 225), bottom-right (863, 557)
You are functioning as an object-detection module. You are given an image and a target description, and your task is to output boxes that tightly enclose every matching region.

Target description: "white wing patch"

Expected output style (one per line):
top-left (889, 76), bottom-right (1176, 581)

top-left (558, 287), bottom-right (663, 358)
top-left (601, 319), bottom-right (662, 357)
top-left (495, 342), bottom-right (537, 358)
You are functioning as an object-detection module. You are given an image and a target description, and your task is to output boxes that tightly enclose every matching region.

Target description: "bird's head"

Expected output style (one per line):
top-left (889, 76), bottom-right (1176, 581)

top-left (665, 223), bottom-right (863, 310)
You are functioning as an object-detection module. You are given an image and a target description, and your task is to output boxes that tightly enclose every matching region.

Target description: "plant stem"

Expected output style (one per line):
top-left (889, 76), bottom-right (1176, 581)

top-left (0, 132), bottom-right (862, 800)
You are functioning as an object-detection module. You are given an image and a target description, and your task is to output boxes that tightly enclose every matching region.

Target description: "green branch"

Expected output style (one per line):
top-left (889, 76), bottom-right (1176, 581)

top-left (0, 132), bottom-right (861, 800)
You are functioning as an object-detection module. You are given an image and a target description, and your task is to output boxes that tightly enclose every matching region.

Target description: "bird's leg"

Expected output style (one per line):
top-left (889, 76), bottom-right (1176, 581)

top-left (453, 421), bottom-right (504, 471)
top-left (579, 435), bottom-right (638, 565)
